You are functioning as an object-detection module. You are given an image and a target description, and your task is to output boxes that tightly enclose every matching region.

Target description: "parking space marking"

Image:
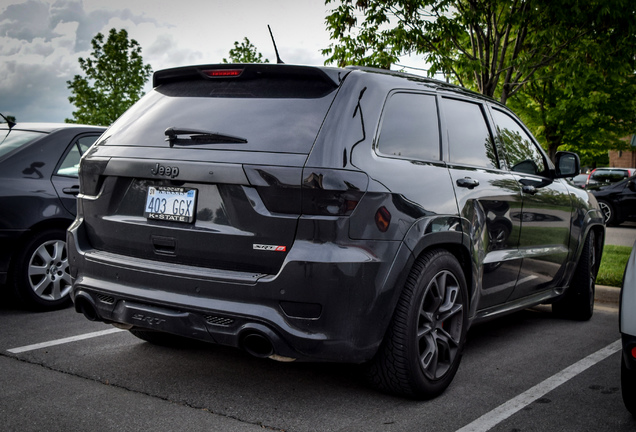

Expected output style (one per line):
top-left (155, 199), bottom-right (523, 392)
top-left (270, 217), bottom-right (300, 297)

top-left (456, 339), bottom-right (621, 432)
top-left (7, 328), bottom-right (125, 354)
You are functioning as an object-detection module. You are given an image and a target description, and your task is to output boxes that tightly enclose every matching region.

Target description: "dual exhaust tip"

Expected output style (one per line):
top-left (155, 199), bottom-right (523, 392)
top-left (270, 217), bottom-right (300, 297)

top-left (74, 291), bottom-right (295, 362)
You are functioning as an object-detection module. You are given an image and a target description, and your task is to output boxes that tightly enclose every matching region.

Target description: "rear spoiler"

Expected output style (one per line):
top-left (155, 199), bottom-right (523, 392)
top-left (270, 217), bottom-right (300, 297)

top-left (153, 64), bottom-right (347, 89)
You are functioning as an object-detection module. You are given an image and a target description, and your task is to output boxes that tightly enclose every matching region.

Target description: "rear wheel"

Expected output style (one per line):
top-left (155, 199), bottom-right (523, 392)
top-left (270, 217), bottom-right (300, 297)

top-left (553, 230), bottom-right (597, 321)
top-left (11, 229), bottom-right (72, 311)
top-left (366, 249), bottom-right (468, 399)
top-left (622, 355), bottom-right (636, 416)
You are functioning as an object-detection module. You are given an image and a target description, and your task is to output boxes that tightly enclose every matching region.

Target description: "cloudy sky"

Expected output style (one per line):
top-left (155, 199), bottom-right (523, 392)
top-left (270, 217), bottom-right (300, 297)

top-left (0, 0), bottom-right (358, 123)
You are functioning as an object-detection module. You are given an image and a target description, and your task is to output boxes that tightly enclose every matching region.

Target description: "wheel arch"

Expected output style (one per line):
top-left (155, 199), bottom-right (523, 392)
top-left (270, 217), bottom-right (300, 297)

top-left (8, 218), bottom-right (74, 274)
top-left (381, 217), bottom-right (475, 336)
top-left (408, 235), bottom-right (475, 319)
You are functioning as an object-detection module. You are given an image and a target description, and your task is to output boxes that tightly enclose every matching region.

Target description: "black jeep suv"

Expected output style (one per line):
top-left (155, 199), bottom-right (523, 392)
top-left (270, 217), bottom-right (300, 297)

top-left (69, 64), bottom-right (604, 398)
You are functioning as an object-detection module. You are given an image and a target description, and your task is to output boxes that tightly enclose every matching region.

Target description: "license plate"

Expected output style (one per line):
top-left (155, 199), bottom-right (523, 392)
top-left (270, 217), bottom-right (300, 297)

top-left (144, 186), bottom-right (197, 223)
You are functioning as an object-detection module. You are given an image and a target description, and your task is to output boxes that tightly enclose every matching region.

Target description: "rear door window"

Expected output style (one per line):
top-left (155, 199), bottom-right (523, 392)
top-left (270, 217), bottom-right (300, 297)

top-left (376, 92), bottom-right (440, 161)
top-left (442, 98), bottom-right (498, 169)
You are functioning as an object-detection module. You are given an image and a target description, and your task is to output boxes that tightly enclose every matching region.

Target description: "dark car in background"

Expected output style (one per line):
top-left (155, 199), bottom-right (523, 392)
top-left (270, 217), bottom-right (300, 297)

top-left (0, 122), bottom-right (105, 310)
top-left (571, 173), bottom-right (589, 189)
top-left (592, 174), bottom-right (636, 226)
top-left (586, 167), bottom-right (636, 191)
top-left (68, 64), bottom-right (604, 399)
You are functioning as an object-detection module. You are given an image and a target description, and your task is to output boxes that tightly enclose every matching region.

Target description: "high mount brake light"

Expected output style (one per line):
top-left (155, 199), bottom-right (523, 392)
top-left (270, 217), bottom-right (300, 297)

top-left (202, 69), bottom-right (243, 78)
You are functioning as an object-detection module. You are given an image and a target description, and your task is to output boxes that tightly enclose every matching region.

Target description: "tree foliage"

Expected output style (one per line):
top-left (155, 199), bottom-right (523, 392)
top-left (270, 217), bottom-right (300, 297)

top-left (66, 28), bottom-right (152, 125)
top-left (324, 0), bottom-right (636, 161)
top-left (324, 0), bottom-right (634, 104)
top-left (223, 38), bottom-right (269, 63)
top-left (510, 20), bottom-right (636, 164)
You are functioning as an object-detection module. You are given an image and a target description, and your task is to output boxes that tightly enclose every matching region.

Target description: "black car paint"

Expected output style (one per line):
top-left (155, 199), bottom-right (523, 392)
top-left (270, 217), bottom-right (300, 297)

top-left (592, 174), bottom-right (636, 225)
top-left (68, 65), bottom-right (604, 365)
top-left (0, 124), bottom-right (105, 286)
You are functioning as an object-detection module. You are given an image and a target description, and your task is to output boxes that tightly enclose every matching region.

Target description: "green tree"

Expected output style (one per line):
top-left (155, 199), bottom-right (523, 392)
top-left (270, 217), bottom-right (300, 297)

top-left (223, 38), bottom-right (269, 63)
top-left (66, 28), bottom-right (152, 125)
top-left (324, 0), bottom-right (636, 161)
top-left (323, 0), bottom-right (632, 105)
top-left (510, 31), bottom-right (636, 163)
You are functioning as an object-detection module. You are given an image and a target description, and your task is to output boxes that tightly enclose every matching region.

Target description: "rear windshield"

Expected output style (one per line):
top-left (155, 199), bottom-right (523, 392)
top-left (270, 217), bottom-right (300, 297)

top-left (591, 169), bottom-right (630, 183)
top-left (99, 76), bottom-right (339, 154)
top-left (0, 129), bottom-right (46, 159)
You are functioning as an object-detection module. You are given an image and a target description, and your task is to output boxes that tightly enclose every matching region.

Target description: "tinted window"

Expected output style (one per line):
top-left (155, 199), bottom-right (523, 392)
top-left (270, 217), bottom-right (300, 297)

top-left (56, 135), bottom-right (100, 177)
top-left (100, 84), bottom-right (337, 154)
top-left (0, 129), bottom-right (46, 159)
top-left (443, 98), bottom-right (497, 169)
top-left (492, 109), bottom-right (545, 176)
top-left (377, 93), bottom-right (440, 161)
top-left (590, 169), bottom-right (631, 184)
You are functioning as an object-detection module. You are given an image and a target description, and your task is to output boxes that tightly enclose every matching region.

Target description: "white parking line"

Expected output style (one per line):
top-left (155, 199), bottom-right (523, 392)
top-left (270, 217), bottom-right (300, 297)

top-left (455, 339), bottom-right (622, 432)
top-left (7, 328), bottom-right (125, 354)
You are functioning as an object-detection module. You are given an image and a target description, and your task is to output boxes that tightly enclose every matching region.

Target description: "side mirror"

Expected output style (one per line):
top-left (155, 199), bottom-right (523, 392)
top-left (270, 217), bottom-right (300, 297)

top-left (555, 151), bottom-right (580, 178)
top-left (628, 180), bottom-right (636, 192)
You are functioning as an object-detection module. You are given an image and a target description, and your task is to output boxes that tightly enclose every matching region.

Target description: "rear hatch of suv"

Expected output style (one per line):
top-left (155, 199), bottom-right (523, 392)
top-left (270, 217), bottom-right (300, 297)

top-left (79, 64), bottom-right (343, 275)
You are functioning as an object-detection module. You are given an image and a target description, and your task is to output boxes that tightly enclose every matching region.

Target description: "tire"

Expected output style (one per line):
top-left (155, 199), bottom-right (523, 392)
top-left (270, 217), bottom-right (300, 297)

top-left (553, 230), bottom-right (597, 321)
top-left (11, 229), bottom-right (72, 311)
top-left (622, 355), bottom-right (636, 417)
top-left (366, 249), bottom-right (468, 399)
top-left (129, 328), bottom-right (197, 347)
top-left (597, 200), bottom-right (616, 226)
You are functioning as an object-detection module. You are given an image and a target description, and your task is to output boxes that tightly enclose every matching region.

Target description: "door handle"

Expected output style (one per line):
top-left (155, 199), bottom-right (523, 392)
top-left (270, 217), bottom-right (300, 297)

top-left (62, 185), bottom-right (80, 196)
top-left (456, 177), bottom-right (480, 189)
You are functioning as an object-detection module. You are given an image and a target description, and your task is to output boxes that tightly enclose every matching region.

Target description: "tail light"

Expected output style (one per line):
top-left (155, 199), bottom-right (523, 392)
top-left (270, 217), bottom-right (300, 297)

top-left (245, 167), bottom-right (368, 217)
top-left (301, 169), bottom-right (368, 216)
top-left (79, 157), bottom-right (109, 196)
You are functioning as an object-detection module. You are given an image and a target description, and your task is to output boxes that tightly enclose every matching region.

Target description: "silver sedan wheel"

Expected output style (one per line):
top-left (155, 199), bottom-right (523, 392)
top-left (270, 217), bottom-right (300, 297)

top-left (598, 201), bottom-right (612, 223)
top-left (27, 239), bottom-right (71, 301)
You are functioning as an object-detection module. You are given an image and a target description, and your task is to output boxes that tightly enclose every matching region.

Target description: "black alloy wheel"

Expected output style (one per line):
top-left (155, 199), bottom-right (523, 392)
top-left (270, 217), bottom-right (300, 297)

top-left (366, 249), bottom-right (468, 399)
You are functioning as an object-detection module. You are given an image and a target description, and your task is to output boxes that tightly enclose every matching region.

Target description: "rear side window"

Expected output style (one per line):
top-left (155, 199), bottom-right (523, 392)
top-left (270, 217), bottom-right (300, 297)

top-left (442, 98), bottom-right (498, 169)
top-left (100, 73), bottom-right (339, 155)
top-left (376, 92), bottom-right (440, 161)
top-left (491, 109), bottom-right (546, 176)
top-left (56, 135), bottom-right (100, 177)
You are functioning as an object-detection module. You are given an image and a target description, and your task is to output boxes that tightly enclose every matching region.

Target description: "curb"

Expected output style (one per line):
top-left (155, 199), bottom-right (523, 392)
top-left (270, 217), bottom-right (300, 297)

top-left (596, 284), bottom-right (620, 305)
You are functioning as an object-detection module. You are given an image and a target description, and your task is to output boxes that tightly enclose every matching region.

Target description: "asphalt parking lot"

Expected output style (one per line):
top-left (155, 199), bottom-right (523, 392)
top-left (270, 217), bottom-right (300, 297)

top-left (0, 225), bottom-right (634, 431)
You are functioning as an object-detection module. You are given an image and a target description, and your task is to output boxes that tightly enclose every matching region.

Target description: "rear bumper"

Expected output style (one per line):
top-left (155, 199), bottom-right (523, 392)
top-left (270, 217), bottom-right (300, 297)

top-left (68, 220), bottom-right (410, 363)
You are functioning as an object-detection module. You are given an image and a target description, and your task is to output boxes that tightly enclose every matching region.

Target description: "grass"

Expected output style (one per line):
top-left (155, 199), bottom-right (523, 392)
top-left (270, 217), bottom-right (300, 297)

top-left (597, 245), bottom-right (632, 287)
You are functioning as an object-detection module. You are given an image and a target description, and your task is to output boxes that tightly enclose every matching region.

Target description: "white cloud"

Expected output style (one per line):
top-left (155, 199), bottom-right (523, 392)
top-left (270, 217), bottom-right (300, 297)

top-left (0, 0), bottom-right (333, 123)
